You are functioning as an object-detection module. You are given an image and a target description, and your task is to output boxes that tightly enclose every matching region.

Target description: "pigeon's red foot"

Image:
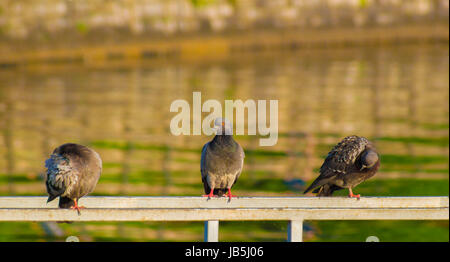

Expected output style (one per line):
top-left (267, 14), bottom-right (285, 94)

top-left (348, 189), bottom-right (360, 200)
top-left (202, 188), bottom-right (218, 199)
top-left (71, 199), bottom-right (85, 214)
top-left (225, 189), bottom-right (237, 201)
top-left (348, 193), bottom-right (360, 200)
top-left (202, 193), bottom-right (218, 198)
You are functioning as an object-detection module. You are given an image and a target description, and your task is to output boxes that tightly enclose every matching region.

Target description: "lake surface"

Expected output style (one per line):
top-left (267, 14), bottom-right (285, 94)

top-left (0, 43), bottom-right (448, 241)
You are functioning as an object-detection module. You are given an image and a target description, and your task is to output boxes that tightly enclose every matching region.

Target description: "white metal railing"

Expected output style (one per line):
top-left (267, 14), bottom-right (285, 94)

top-left (0, 196), bottom-right (448, 242)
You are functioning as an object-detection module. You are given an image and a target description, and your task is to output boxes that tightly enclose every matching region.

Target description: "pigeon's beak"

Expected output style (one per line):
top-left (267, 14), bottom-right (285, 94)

top-left (360, 165), bottom-right (367, 171)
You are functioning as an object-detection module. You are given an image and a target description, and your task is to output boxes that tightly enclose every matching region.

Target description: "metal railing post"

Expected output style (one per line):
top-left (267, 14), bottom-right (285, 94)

top-left (204, 220), bottom-right (219, 242)
top-left (287, 219), bottom-right (303, 242)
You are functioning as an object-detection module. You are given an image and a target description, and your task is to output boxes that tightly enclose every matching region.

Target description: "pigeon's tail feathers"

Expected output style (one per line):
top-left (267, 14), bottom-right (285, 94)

top-left (312, 185), bottom-right (332, 196)
top-left (47, 195), bottom-right (57, 203)
top-left (303, 183), bottom-right (315, 194)
top-left (312, 184), bottom-right (343, 196)
top-left (303, 179), bottom-right (325, 194)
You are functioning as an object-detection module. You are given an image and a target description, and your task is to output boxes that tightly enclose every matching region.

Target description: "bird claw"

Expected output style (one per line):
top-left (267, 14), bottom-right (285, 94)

top-left (348, 194), bottom-right (360, 200)
top-left (224, 193), bottom-right (237, 199)
top-left (202, 194), bottom-right (218, 199)
top-left (71, 205), bottom-right (85, 215)
top-left (225, 195), bottom-right (237, 203)
top-left (224, 189), bottom-right (237, 202)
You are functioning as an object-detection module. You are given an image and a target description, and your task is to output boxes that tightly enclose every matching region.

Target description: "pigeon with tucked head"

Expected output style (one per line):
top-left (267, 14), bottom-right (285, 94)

top-left (303, 136), bottom-right (379, 199)
top-left (45, 143), bottom-right (102, 214)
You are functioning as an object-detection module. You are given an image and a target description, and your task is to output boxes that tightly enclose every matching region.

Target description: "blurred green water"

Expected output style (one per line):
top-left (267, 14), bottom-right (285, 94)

top-left (0, 44), bottom-right (448, 241)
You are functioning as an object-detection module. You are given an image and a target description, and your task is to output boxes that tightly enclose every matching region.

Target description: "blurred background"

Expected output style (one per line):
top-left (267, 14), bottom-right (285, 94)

top-left (0, 0), bottom-right (448, 242)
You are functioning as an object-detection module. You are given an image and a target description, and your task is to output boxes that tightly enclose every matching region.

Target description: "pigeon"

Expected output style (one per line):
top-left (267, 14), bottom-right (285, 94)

top-left (45, 143), bottom-right (102, 214)
top-left (303, 135), bottom-right (380, 199)
top-left (201, 118), bottom-right (245, 201)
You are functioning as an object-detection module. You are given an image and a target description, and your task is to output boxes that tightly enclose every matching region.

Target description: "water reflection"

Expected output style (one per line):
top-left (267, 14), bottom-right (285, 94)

top-left (0, 44), bottom-right (448, 196)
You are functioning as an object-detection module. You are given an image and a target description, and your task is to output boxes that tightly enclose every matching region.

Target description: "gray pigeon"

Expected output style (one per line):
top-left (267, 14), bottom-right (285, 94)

top-left (201, 118), bottom-right (245, 200)
top-left (303, 135), bottom-right (379, 199)
top-left (45, 143), bottom-right (102, 214)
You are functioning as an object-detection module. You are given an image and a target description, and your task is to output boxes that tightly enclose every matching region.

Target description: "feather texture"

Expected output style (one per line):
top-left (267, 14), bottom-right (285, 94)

top-left (201, 133), bottom-right (245, 197)
top-left (304, 135), bottom-right (379, 196)
top-left (45, 143), bottom-right (102, 209)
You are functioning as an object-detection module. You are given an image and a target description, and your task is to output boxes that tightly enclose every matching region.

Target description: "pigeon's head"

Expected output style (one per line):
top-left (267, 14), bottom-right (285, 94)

top-left (214, 117), bottom-right (233, 135)
top-left (360, 149), bottom-right (379, 171)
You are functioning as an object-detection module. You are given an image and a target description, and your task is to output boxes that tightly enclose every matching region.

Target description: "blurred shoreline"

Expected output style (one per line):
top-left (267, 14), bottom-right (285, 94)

top-left (1, 24), bottom-right (448, 67)
top-left (1, 0), bottom-right (449, 66)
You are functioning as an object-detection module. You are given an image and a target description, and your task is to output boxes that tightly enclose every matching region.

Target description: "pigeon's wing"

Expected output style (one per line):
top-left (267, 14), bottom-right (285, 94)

top-left (304, 136), bottom-right (369, 193)
top-left (230, 144), bottom-right (245, 187)
top-left (45, 154), bottom-right (79, 202)
top-left (200, 142), bottom-right (211, 193)
top-left (325, 136), bottom-right (370, 169)
top-left (200, 142), bottom-right (210, 179)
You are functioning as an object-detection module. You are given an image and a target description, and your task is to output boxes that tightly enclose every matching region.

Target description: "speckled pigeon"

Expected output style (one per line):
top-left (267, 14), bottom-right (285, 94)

top-left (45, 143), bottom-right (102, 214)
top-left (303, 135), bottom-right (379, 199)
top-left (201, 118), bottom-right (245, 200)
